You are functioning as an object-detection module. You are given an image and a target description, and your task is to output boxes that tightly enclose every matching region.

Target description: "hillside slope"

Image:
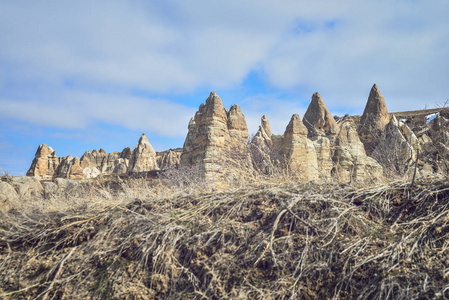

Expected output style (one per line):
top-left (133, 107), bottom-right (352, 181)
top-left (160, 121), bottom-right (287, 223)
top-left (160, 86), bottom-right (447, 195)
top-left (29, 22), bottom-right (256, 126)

top-left (1, 177), bottom-right (449, 299)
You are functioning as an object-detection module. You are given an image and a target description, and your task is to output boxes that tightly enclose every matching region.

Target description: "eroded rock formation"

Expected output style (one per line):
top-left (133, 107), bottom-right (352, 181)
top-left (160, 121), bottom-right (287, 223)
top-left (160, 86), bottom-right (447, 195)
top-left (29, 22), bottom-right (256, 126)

top-left (26, 145), bottom-right (61, 180)
top-left (358, 84), bottom-right (390, 154)
top-left (157, 149), bottom-right (182, 170)
top-left (26, 85), bottom-right (449, 185)
top-left (180, 92), bottom-right (248, 180)
top-left (129, 134), bottom-right (158, 173)
top-left (303, 92), bottom-right (338, 139)
top-left (27, 133), bottom-right (167, 180)
top-left (333, 117), bottom-right (383, 184)
top-left (282, 114), bottom-right (319, 180)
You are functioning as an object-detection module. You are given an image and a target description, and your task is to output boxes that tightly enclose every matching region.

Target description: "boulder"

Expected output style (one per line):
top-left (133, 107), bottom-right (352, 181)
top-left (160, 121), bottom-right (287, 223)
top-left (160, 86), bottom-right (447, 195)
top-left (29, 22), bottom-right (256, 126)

top-left (0, 182), bottom-right (19, 211)
top-left (9, 176), bottom-right (44, 199)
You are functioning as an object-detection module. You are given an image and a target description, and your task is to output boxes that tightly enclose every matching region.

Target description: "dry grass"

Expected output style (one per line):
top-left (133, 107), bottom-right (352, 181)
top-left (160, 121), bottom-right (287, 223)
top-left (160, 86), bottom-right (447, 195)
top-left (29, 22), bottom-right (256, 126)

top-left (1, 175), bottom-right (449, 299)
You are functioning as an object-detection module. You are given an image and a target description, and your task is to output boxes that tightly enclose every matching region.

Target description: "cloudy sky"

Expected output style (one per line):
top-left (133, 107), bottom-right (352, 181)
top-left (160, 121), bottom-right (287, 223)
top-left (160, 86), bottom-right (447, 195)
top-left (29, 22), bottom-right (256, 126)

top-left (0, 0), bottom-right (448, 175)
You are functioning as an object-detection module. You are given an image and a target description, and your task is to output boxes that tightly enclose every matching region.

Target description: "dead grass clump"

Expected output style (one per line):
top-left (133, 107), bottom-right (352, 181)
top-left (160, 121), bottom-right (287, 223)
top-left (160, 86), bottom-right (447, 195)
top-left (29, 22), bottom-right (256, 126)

top-left (1, 178), bottom-right (449, 299)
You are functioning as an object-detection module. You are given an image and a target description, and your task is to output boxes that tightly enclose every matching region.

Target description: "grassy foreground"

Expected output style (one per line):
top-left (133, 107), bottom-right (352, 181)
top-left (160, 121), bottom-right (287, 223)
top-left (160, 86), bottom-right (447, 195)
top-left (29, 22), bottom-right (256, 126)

top-left (1, 177), bottom-right (449, 299)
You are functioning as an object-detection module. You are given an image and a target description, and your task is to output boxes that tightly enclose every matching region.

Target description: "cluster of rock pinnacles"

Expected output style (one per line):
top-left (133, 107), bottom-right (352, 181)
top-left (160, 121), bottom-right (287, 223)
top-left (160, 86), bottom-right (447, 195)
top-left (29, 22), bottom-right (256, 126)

top-left (27, 84), bottom-right (435, 184)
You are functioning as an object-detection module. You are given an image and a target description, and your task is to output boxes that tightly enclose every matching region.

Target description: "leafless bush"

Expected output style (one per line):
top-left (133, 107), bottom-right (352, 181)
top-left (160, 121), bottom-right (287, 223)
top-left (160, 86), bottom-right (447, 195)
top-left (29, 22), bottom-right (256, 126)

top-left (248, 137), bottom-right (287, 177)
top-left (370, 125), bottom-right (414, 178)
top-left (162, 165), bottom-right (208, 191)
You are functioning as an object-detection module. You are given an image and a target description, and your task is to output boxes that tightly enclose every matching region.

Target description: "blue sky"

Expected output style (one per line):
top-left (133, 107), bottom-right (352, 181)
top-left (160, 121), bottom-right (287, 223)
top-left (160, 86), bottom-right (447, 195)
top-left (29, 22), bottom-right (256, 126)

top-left (0, 0), bottom-right (448, 175)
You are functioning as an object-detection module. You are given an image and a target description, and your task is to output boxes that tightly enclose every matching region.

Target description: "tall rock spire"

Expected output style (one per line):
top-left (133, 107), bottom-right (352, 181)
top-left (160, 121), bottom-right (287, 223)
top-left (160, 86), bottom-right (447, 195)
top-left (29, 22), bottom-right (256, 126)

top-left (358, 84), bottom-right (390, 154)
top-left (261, 115), bottom-right (272, 138)
top-left (180, 92), bottom-right (249, 180)
top-left (360, 84), bottom-right (389, 131)
top-left (129, 133), bottom-right (158, 173)
top-left (303, 92), bottom-right (337, 138)
top-left (282, 114), bottom-right (319, 181)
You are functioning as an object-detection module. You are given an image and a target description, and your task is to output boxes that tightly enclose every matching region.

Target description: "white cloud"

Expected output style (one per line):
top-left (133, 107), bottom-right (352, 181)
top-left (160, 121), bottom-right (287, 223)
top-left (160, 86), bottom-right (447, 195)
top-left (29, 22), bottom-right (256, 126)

top-left (0, 0), bottom-right (448, 127)
top-left (262, 0), bottom-right (449, 111)
top-left (0, 91), bottom-right (196, 138)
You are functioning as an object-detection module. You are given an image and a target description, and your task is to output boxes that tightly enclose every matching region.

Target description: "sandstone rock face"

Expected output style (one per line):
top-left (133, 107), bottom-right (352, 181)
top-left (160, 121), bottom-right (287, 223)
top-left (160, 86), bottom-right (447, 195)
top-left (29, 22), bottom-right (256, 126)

top-left (10, 176), bottom-right (44, 199)
top-left (311, 136), bottom-right (333, 180)
top-left (303, 92), bottom-right (338, 138)
top-left (359, 84), bottom-right (390, 154)
top-left (180, 92), bottom-right (248, 179)
top-left (282, 114), bottom-right (319, 181)
top-left (333, 117), bottom-right (383, 184)
top-left (26, 144), bottom-right (61, 180)
top-left (228, 104), bottom-right (248, 145)
top-left (129, 134), bottom-right (158, 173)
top-left (157, 149), bottom-right (182, 170)
top-left (55, 156), bottom-right (76, 179)
top-left (0, 181), bottom-right (19, 211)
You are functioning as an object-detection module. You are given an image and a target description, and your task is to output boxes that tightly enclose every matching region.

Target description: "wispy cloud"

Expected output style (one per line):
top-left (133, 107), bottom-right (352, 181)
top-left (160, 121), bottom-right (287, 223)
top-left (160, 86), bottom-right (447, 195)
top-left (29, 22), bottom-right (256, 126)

top-left (0, 91), bottom-right (195, 137)
top-left (1, 0), bottom-right (447, 111)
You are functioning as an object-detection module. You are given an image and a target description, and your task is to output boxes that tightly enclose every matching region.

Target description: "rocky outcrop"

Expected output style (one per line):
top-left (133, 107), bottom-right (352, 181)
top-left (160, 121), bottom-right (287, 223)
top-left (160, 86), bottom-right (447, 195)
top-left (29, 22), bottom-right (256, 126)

top-left (333, 117), bottom-right (383, 184)
top-left (26, 85), bottom-right (449, 185)
top-left (180, 92), bottom-right (248, 180)
top-left (358, 84), bottom-right (390, 154)
top-left (129, 134), bottom-right (158, 173)
top-left (9, 176), bottom-right (44, 199)
top-left (282, 114), bottom-right (319, 181)
top-left (250, 116), bottom-right (283, 175)
top-left (27, 134), bottom-right (160, 180)
top-left (311, 136), bottom-right (333, 180)
top-left (156, 149), bottom-right (182, 170)
top-left (0, 181), bottom-right (19, 211)
top-left (252, 116), bottom-right (273, 148)
top-left (26, 144), bottom-right (61, 180)
top-left (303, 92), bottom-right (338, 139)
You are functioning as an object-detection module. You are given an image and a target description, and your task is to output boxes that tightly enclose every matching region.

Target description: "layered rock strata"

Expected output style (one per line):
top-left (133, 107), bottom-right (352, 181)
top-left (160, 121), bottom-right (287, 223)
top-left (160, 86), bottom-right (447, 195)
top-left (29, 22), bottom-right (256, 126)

top-left (180, 92), bottom-right (248, 180)
top-left (26, 145), bottom-right (61, 180)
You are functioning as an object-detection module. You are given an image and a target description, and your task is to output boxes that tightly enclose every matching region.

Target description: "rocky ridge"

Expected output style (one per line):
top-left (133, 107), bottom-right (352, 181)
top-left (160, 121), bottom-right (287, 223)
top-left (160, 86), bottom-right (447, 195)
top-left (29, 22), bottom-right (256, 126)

top-left (26, 84), bottom-right (447, 184)
top-left (27, 134), bottom-right (178, 180)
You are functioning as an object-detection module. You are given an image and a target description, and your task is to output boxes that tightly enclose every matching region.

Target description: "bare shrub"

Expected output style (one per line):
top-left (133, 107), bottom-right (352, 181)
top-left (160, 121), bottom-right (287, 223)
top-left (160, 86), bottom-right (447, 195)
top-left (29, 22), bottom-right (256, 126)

top-left (370, 125), bottom-right (414, 178)
top-left (162, 165), bottom-right (208, 191)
